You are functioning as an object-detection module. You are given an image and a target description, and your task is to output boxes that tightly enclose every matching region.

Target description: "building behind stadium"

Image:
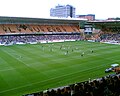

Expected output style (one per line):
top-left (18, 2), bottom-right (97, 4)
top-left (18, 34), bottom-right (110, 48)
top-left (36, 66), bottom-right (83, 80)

top-left (50, 4), bottom-right (76, 18)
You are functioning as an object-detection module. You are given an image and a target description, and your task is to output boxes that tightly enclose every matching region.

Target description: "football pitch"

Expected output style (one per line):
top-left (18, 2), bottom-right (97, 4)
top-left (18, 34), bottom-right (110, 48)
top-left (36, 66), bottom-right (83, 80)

top-left (0, 41), bottom-right (119, 96)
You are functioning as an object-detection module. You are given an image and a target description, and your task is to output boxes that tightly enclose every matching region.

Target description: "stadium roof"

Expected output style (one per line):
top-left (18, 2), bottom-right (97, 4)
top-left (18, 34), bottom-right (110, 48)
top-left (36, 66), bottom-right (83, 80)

top-left (88, 20), bottom-right (120, 26)
top-left (88, 20), bottom-right (120, 32)
top-left (0, 16), bottom-right (87, 25)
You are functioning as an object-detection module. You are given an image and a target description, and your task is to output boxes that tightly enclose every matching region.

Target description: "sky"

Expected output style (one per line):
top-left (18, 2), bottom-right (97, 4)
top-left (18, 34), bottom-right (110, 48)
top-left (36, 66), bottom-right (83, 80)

top-left (0, 0), bottom-right (120, 19)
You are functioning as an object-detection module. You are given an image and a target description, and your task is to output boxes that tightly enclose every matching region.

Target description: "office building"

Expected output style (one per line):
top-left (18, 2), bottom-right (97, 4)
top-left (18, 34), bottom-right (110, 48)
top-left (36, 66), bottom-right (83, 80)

top-left (50, 4), bottom-right (76, 18)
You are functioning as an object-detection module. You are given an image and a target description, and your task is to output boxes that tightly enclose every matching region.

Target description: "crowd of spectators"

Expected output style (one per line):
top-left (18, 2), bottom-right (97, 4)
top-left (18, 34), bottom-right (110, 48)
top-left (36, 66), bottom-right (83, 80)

top-left (24, 73), bottom-right (120, 96)
top-left (1, 32), bottom-right (120, 45)
top-left (99, 33), bottom-right (120, 43)
top-left (0, 34), bottom-right (83, 45)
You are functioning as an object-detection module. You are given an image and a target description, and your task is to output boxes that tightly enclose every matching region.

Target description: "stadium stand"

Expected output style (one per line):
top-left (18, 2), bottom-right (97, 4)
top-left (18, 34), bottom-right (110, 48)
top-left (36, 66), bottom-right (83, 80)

top-left (24, 73), bottom-right (120, 96)
top-left (0, 24), bottom-right (80, 33)
top-left (87, 20), bottom-right (120, 43)
top-left (0, 34), bottom-right (83, 45)
top-left (100, 32), bottom-right (120, 43)
top-left (0, 16), bottom-right (85, 45)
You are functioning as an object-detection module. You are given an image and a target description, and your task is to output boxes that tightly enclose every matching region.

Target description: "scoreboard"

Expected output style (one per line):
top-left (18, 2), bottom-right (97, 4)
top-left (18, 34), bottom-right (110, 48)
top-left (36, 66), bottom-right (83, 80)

top-left (84, 24), bottom-right (93, 34)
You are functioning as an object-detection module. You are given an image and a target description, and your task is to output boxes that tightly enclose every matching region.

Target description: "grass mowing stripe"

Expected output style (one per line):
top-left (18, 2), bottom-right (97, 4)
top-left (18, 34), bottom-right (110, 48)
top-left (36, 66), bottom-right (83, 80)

top-left (0, 41), bottom-right (119, 96)
top-left (0, 63), bottom-right (105, 94)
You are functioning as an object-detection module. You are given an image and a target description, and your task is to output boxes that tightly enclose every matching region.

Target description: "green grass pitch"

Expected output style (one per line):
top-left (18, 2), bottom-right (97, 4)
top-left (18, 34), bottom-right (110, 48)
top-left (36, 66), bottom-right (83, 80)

top-left (0, 41), bottom-right (120, 96)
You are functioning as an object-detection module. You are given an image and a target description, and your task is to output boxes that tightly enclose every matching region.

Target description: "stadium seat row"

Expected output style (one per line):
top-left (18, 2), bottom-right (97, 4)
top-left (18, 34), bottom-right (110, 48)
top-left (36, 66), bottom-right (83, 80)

top-left (0, 24), bottom-right (80, 34)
